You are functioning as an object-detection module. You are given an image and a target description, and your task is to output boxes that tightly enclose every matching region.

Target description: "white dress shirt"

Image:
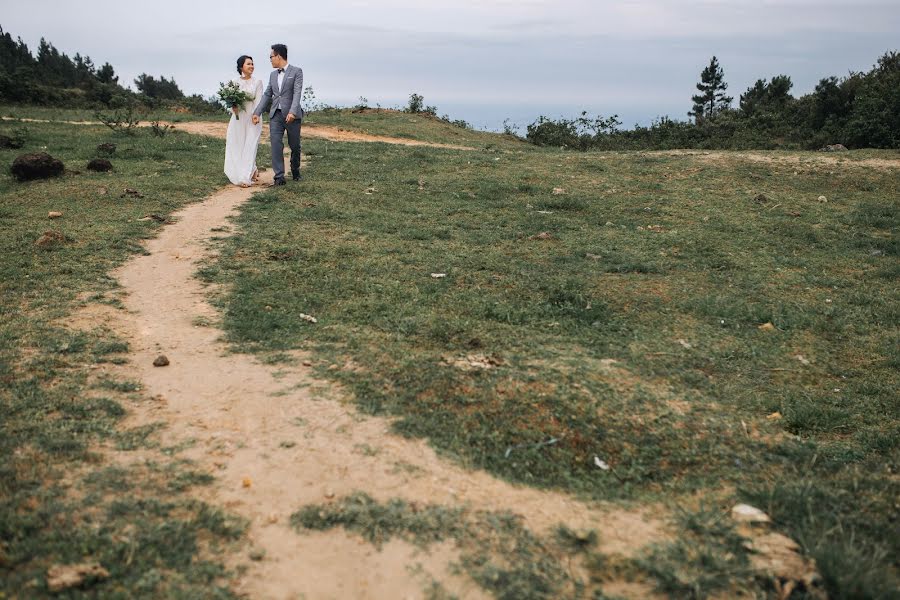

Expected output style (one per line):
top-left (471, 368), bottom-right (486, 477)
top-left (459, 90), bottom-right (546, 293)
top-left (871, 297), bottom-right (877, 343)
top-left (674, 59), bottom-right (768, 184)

top-left (277, 64), bottom-right (289, 90)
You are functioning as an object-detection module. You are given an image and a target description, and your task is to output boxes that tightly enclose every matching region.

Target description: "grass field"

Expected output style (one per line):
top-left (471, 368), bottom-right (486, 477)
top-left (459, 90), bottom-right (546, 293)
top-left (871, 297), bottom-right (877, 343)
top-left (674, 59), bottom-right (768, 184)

top-left (1, 110), bottom-right (898, 598)
top-left (200, 121), bottom-right (899, 597)
top-left (0, 119), bottom-right (246, 597)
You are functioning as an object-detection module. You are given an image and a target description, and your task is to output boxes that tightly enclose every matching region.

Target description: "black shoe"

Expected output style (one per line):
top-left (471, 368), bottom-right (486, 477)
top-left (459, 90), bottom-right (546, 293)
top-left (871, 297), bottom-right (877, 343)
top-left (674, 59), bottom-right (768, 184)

top-left (270, 178), bottom-right (286, 187)
top-left (292, 171), bottom-right (302, 181)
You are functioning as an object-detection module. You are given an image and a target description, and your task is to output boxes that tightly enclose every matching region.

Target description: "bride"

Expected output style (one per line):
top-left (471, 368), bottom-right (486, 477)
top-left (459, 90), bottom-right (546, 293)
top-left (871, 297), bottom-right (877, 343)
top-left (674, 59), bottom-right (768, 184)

top-left (224, 55), bottom-right (264, 187)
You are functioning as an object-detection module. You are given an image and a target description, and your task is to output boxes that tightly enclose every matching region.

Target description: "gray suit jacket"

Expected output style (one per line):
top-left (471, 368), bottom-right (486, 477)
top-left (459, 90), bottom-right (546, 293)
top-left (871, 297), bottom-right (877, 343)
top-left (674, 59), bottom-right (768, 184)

top-left (253, 64), bottom-right (304, 119)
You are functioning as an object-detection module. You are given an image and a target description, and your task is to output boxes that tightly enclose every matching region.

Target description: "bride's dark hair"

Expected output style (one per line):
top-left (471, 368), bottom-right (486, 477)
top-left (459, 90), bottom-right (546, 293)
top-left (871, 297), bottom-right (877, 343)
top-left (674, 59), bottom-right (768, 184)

top-left (236, 55), bottom-right (252, 75)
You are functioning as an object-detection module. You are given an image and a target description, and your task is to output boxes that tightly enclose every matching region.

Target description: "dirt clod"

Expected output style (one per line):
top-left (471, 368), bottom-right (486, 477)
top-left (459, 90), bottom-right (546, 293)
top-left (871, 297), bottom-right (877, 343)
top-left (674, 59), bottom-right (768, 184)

top-left (152, 355), bottom-right (170, 367)
top-left (11, 152), bottom-right (64, 181)
top-left (35, 230), bottom-right (65, 248)
top-left (47, 562), bottom-right (109, 592)
top-left (87, 158), bottom-right (113, 172)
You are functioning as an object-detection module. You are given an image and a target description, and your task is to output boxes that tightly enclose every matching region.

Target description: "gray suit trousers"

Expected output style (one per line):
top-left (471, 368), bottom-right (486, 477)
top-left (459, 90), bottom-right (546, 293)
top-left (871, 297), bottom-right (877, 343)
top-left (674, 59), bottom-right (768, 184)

top-left (269, 109), bottom-right (301, 181)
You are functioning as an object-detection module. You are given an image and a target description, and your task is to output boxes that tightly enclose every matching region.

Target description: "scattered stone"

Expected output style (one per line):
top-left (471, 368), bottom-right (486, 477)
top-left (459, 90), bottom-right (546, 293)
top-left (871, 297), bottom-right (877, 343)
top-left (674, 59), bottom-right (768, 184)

top-left (677, 339), bottom-right (692, 349)
top-left (593, 456), bottom-right (611, 470)
top-left (302, 360), bottom-right (312, 367)
top-left (248, 548), bottom-right (266, 561)
top-left (152, 355), bottom-right (169, 367)
top-left (445, 353), bottom-right (503, 371)
top-left (299, 313), bottom-right (317, 324)
top-left (87, 158), bottom-right (113, 172)
top-left (98, 186), bottom-right (108, 195)
top-left (754, 194), bottom-right (769, 203)
top-left (121, 188), bottom-right (144, 199)
top-left (34, 230), bottom-right (65, 248)
top-left (242, 477), bottom-right (252, 488)
top-left (47, 562), bottom-right (109, 593)
top-left (794, 354), bottom-right (811, 366)
top-left (529, 231), bottom-right (553, 240)
top-left (758, 322), bottom-right (776, 331)
top-left (324, 488), bottom-right (336, 499)
top-left (552, 187), bottom-right (566, 195)
top-left (767, 411), bottom-right (783, 421)
top-left (817, 195), bottom-right (827, 203)
top-left (48, 211), bottom-right (63, 219)
top-left (430, 273), bottom-right (447, 278)
top-left (820, 144), bottom-right (847, 152)
top-left (11, 152), bottom-right (64, 181)
top-left (96, 143), bottom-right (116, 156)
top-left (732, 503), bottom-right (772, 523)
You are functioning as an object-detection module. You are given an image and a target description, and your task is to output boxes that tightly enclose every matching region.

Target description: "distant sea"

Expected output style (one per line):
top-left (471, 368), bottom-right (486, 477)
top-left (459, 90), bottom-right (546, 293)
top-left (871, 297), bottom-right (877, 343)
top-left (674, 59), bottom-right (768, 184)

top-left (323, 99), bottom-right (686, 134)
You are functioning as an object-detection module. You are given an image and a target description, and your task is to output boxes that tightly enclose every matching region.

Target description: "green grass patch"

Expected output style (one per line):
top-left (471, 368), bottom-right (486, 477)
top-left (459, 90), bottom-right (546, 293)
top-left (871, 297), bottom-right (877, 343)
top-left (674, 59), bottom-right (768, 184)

top-left (203, 117), bottom-right (899, 595)
top-left (0, 117), bottom-right (244, 596)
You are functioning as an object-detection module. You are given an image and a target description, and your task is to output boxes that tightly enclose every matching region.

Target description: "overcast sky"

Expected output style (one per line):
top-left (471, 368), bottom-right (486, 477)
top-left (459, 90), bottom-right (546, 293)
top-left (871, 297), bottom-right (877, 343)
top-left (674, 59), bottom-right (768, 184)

top-left (2, 0), bottom-right (898, 129)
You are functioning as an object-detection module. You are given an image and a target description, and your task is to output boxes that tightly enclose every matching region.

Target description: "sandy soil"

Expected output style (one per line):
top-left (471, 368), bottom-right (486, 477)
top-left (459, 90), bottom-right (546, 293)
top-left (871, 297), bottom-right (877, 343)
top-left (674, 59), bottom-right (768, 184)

top-left (56, 131), bottom-right (669, 598)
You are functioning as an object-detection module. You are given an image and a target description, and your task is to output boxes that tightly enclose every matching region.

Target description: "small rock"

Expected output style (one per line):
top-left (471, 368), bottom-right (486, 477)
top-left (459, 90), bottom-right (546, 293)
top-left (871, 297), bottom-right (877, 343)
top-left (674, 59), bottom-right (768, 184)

top-left (87, 158), bottom-right (113, 172)
top-left (732, 503), bottom-right (771, 523)
top-left (430, 273), bottom-right (447, 278)
top-left (767, 411), bottom-right (783, 421)
top-left (152, 355), bottom-right (169, 367)
top-left (820, 144), bottom-right (847, 152)
top-left (11, 152), bottom-right (64, 181)
top-left (266, 513), bottom-right (279, 524)
top-left (593, 456), bottom-right (610, 470)
top-left (47, 211), bottom-right (63, 219)
top-left (248, 548), bottom-right (266, 561)
top-left (47, 563), bottom-right (110, 593)
top-left (758, 322), bottom-right (776, 331)
top-left (121, 188), bottom-right (144, 199)
top-left (529, 231), bottom-right (553, 240)
top-left (299, 313), bottom-right (317, 324)
top-left (817, 195), bottom-right (827, 203)
top-left (34, 230), bottom-right (65, 248)
top-left (98, 186), bottom-right (108, 195)
top-left (794, 354), bottom-right (811, 366)
top-left (302, 360), bottom-right (312, 367)
top-left (552, 187), bottom-right (566, 195)
top-left (324, 488), bottom-right (336, 499)
top-left (754, 194), bottom-right (769, 203)
top-left (242, 477), bottom-right (252, 488)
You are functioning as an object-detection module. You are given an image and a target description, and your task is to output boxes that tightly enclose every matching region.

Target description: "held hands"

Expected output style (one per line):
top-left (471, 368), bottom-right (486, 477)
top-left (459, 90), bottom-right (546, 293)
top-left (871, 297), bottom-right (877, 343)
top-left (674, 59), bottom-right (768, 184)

top-left (251, 115), bottom-right (260, 125)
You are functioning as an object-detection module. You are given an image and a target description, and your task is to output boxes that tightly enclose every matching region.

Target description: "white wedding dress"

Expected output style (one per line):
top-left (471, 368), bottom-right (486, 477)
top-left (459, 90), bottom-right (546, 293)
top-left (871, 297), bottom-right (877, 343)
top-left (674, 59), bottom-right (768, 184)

top-left (223, 76), bottom-right (264, 186)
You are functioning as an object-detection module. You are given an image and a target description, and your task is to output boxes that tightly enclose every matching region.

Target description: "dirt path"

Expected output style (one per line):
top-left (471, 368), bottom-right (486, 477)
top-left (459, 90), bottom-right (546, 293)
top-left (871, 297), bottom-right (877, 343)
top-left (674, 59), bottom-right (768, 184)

top-left (58, 131), bottom-right (668, 597)
top-left (1, 116), bottom-right (475, 150)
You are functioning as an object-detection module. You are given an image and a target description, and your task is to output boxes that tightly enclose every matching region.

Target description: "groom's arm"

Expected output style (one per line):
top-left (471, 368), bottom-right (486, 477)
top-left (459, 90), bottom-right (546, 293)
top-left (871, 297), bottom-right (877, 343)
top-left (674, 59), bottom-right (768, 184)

top-left (253, 82), bottom-right (273, 118)
top-left (288, 68), bottom-right (303, 121)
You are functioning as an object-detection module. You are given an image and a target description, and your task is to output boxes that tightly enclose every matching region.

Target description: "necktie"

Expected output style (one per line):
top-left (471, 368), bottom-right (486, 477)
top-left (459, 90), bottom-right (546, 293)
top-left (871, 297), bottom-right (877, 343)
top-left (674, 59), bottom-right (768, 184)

top-left (277, 69), bottom-right (284, 73)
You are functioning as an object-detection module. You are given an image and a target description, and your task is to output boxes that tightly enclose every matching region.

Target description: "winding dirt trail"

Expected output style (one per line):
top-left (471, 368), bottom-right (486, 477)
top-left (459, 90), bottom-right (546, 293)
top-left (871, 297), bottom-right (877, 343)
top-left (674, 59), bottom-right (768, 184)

top-left (1, 116), bottom-right (475, 150)
top-left (68, 125), bottom-right (668, 599)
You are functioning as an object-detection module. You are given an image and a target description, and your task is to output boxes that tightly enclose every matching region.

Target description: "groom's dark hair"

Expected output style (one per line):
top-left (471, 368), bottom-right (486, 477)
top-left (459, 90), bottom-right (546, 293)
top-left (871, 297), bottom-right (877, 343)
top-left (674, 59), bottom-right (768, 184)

top-left (271, 44), bottom-right (288, 60)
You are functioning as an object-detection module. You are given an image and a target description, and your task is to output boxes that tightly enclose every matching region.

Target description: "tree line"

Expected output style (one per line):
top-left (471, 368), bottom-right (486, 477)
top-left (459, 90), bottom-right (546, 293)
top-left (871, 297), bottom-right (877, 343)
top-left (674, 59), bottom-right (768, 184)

top-left (525, 50), bottom-right (899, 150)
top-left (0, 26), bottom-right (218, 113)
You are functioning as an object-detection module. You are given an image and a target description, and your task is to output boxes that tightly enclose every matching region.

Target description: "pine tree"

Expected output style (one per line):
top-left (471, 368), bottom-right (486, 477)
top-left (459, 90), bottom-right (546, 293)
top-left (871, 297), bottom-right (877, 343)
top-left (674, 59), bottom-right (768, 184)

top-left (689, 56), bottom-right (733, 122)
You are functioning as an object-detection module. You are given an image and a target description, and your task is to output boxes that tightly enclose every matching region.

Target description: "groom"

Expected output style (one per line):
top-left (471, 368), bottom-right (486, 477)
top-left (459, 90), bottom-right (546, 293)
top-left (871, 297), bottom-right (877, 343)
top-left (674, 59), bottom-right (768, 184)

top-left (252, 43), bottom-right (303, 185)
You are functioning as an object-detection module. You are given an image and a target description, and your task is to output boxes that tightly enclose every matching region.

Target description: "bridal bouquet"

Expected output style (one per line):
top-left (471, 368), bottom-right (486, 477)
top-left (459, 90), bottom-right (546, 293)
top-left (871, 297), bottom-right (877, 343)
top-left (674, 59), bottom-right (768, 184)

top-left (217, 81), bottom-right (254, 120)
